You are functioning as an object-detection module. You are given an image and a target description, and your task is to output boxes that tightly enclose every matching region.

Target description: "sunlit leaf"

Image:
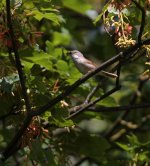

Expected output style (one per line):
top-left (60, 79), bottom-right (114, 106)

top-left (94, 2), bottom-right (109, 24)
top-left (32, 10), bottom-right (60, 25)
top-left (62, 0), bottom-right (91, 14)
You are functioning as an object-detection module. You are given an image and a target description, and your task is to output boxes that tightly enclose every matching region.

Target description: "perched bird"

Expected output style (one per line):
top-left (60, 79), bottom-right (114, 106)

top-left (67, 50), bottom-right (117, 78)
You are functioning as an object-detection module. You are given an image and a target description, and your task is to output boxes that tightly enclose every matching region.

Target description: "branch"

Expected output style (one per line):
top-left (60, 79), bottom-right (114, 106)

top-left (2, 116), bottom-right (32, 160)
top-left (30, 38), bottom-right (150, 117)
top-left (84, 84), bottom-right (101, 103)
top-left (90, 103), bottom-right (150, 112)
top-left (66, 86), bottom-right (121, 119)
top-left (104, 76), bottom-right (149, 138)
top-left (0, 109), bottom-right (19, 121)
top-left (115, 60), bottom-right (122, 87)
top-left (2, 37), bottom-right (150, 161)
top-left (6, 0), bottom-right (31, 113)
top-left (2, 1), bottom-right (33, 160)
top-left (31, 53), bottom-right (122, 117)
top-left (69, 61), bottom-right (122, 116)
top-left (110, 114), bottom-right (150, 141)
top-left (69, 84), bottom-right (101, 114)
top-left (2, 1), bottom-right (32, 160)
top-left (132, 0), bottom-right (146, 43)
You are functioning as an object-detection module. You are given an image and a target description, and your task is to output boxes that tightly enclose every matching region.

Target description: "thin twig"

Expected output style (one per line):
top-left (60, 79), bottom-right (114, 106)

top-left (31, 53), bottom-right (123, 117)
top-left (0, 109), bottom-right (19, 121)
top-left (66, 86), bottom-right (121, 119)
top-left (68, 61), bottom-right (121, 117)
top-left (2, 116), bottom-right (32, 160)
top-left (104, 76), bottom-right (149, 138)
top-left (116, 60), bottom-right (122, 87)
top-left (132, 0), bottom-right (146, 43)
top-left (67, 55), bottom-right (138, 119)
top-left (90, 103), bottom-right (150, 112)
top-left (110, 114), bottom-right (150, 141)
top-left (69, 84), bottom-right (101, 114)
top-left (84, 84), bottom-right (101, 103)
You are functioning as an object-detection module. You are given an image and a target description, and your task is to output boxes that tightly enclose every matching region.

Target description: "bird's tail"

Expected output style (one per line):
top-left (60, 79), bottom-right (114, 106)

top-left (101, 70), bottom-right (118, 78)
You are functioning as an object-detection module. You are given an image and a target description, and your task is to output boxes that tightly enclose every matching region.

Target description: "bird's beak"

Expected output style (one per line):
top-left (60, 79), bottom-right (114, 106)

top-left (66, 50), bottom-right (72, 55)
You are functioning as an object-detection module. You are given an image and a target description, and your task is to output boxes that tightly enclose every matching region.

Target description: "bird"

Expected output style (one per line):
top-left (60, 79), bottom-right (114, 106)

top-left (67, 50), bottom-right (117, 78)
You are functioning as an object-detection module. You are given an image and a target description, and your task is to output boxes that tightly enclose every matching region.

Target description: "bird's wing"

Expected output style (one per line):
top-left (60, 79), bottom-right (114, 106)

top-left (79, 59), bottom-right (96, 74)
top-left (86, 60), bottom-right (118, 78)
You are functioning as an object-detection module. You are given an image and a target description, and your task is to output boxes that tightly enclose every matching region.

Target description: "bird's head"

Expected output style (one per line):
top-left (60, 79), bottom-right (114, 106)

top-left (67, 50), bottom-right (84, 61)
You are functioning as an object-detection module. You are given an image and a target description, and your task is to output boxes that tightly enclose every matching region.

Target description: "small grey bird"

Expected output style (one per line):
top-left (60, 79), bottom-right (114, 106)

top-left (67, 50), bottom-right (117, 78)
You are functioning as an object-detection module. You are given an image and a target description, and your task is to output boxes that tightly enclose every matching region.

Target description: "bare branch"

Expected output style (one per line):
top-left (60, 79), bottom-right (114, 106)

top-left (132, 0), bottom-right (146, 43)
top-left (0, 109), bottom-right (19, 121)
top-left (84, 84), bottom-right (101, 104)
top-left (90, 103), bottom-right (150, 112)
top-left (110, 114), bottom-right (150, 141)
top-left (66, 86), bottom-right (121, 119)
top-left (1, 1), bottom-right (33, 160)
top-left (30, 37), bottom-right (150, 117)
top-left (104, 76), bottom-right (149, 138)
top-left (2, 116), bottom-right (32, 160)
top-left (69, 84), bottom-right (101, 114)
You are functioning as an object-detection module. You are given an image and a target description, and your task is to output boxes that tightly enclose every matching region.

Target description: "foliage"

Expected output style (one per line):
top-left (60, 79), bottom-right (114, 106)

top-left (0, 0), bottom-right (150, 165)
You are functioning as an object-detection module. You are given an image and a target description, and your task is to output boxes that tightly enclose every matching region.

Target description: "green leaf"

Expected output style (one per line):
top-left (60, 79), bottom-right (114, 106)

top-left (52, 118), bottom-right (74, 127)
top-left (33, 10), bottom-right (60, 25)
top-left (40, 7), bottom-right (59, 13)
top-left (53, 31), bottom-right (71, 46)
top-left (33, 93), bottom-right (51, 106)
top-left (100, 96), bottom-right (117, 107)
top-left (23, 1), bottom-right (34, 9)
top-left (116, 142), bottom-right (133, 151)
top-left (94, 2), bottom-right (109, 24)
top-left (0, 74), bottom-right (19, 93)
top-left (33, 10), bottom-right (44, 21)
top-left (67, 63), bottom-right (82, 84)
top-left (21, 49), bottom-right (53, 71)
top-left (56, 60), bottom-right (69, 74)
top-left (31, 77), bottom-right (47, 93)
top-left (127, 134), bottom-right (140, 146)
top-left (62, 0), bottom-right (91, 14)
top-left (30, 139), bottom-right (57, 166)
top-left (72, 133), bottom-right (110, 161)
top-left (44, 13), bottom-right (60, 25)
